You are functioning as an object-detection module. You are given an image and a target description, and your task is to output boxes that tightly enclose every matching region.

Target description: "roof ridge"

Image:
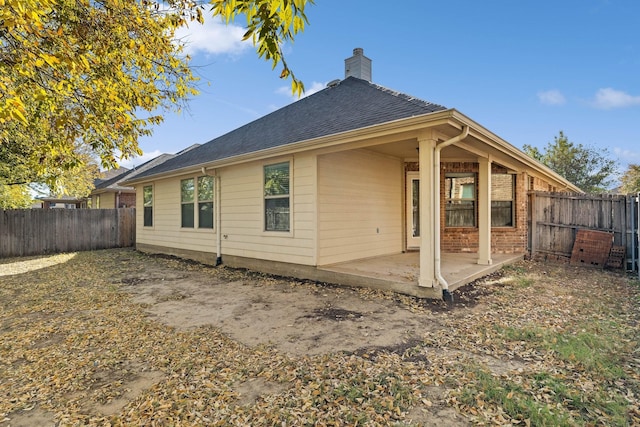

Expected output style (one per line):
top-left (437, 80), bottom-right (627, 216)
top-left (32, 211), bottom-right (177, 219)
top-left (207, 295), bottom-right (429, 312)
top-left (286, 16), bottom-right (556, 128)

top-left (366, 79), bottom-right (447, 111)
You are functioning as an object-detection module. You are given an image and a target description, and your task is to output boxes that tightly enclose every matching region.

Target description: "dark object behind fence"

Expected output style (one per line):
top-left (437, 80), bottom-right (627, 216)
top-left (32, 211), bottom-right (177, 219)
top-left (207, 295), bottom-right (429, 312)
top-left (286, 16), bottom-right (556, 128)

top-left (528, 192), bottom-right (638, 272)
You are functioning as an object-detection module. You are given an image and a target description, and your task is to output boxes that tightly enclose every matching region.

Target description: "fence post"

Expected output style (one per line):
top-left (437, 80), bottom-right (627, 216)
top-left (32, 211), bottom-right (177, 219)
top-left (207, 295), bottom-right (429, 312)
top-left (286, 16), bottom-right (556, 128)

top-left (637, 193), bottom-right (640, 278)
top-left (630, 195), bottom-right (636, 273)
top-left (529, 192), bottom-right (537, 259)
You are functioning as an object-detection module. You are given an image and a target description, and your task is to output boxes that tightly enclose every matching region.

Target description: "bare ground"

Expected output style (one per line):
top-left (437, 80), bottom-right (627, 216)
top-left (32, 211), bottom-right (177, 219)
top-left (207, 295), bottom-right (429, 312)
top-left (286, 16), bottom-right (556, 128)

top-left (123, 264), bottom-right (445, 357)
top-left (1, 249), bottom-right (638, 426)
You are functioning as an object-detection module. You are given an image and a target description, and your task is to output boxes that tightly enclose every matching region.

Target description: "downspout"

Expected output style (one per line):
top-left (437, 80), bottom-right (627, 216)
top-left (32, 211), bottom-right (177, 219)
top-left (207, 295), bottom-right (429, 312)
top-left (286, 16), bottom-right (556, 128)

top-left (215, 171), bottom-right (222, 266)
top-left (203, 167), bottom-right (223, 266)
top-left (434, 125), bottom-right (469, 301)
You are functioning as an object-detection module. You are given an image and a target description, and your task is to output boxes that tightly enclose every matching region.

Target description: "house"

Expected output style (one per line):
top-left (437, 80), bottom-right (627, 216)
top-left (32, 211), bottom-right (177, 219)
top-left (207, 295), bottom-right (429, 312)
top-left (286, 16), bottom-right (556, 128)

top-left (90, 147), bottom-right (199, 209)
top-left (124, 48), bottom-right (580, 299)
top-left (90, 166), bottom-right (131, 209)
top-left (36, 196), bottom-right (88, 209)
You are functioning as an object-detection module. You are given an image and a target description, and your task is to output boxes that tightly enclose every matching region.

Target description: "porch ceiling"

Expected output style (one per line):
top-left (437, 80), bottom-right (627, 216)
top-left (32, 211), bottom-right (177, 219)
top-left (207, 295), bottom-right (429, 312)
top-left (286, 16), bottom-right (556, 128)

top-left (366, 134), bottom-right (521, 169)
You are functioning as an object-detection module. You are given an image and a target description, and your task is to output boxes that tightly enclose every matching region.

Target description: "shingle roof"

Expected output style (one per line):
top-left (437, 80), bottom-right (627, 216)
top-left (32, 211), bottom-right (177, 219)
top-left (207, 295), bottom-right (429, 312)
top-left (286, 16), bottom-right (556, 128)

top-left (132, 77), bottom-right (447, 180)
top-left (93, 167), bottom-right (129, 187)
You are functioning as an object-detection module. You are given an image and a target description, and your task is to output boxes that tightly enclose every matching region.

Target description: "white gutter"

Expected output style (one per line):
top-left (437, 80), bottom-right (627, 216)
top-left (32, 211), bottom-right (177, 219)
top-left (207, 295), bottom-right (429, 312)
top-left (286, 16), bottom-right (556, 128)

top-left (434, 125), bottom-right (469, 295)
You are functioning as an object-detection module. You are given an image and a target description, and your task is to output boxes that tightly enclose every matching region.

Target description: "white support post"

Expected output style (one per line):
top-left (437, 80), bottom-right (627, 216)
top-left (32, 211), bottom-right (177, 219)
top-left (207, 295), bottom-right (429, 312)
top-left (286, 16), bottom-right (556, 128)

top-left (418, 135), bottom-right (437, 287)
top-left (477, 156), bottom-right (492, 265)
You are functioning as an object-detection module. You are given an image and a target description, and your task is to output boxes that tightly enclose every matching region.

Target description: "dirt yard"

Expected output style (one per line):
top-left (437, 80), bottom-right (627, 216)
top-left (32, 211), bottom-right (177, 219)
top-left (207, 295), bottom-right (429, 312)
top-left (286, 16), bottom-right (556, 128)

top-left (1, 248), bottom-right (639, 426)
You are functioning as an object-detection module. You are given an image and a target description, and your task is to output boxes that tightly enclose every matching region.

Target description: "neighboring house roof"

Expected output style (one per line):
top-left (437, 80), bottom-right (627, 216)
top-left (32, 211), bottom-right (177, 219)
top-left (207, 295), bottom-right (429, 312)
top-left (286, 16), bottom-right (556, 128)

top-left (92, 145), bottom-right (200, 193)
top-left (94, 167), bottom-right (130, 186)
top-left (127, 77), bottom-right (447, 182)
top-left (37, 196), bottom-right (86, 202)
top-left (36, 196), bottom-right (87, 204)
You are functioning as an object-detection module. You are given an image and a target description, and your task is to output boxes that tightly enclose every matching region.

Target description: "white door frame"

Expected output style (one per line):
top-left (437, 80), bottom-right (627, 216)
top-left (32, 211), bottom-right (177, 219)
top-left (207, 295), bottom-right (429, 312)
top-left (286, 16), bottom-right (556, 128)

top-left (406, 171), bottom-right (420, 249)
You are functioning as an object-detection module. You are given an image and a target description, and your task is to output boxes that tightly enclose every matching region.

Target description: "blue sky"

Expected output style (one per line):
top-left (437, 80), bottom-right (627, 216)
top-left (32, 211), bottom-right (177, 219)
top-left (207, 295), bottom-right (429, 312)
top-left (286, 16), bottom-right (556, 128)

top-left (129, 0), bottom-right (640, 181)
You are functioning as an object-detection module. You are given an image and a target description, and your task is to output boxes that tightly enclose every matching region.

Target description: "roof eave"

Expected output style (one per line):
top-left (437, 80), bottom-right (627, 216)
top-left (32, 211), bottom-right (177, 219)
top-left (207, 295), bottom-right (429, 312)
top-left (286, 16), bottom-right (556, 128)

top-left (446, 110), bottom-right (582, 193)
top-left (124, 108), bottom-right (581, 193)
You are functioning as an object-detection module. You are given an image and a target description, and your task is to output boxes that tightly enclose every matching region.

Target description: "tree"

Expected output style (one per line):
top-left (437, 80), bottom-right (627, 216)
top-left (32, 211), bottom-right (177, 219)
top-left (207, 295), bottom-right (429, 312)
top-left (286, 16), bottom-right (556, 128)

top-left (1, 0), bottom-right (311, 189)
top-left (620, 164), bottom-right (640, 194)
top-left (211, 0), bottom-right (311, 95)
top-left (0, 185), bottom-right (33, 209)
top-left (523, 131), bottom-right (618, 194)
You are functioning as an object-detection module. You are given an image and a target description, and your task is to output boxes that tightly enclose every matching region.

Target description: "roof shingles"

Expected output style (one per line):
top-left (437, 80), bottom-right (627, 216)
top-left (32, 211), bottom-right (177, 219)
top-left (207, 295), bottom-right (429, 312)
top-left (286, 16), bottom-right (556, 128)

top-left (133, 77), bottom-right (446, 180)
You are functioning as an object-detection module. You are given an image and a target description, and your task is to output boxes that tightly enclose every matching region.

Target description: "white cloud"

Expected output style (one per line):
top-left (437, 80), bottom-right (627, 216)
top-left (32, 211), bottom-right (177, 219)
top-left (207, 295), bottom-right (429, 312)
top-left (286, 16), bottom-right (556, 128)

top-left (537, 90), bottom-right (566, 106)
top-left (613, 147), bottom-right (640, 163)
top-left (118, 150), bottom-right (164, 169)
top-left (276, 81), bottom-right (326, 102)
top-left (590, 88), bottom-right (640, 109)
top-left (174, 18), bottom-right (251, 57)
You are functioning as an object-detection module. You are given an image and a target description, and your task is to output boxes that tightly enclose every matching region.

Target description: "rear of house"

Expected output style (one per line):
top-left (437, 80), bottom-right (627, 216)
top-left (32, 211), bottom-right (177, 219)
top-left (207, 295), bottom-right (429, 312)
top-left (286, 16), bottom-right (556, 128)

top-left (125, 49), bottom-right (579, 298)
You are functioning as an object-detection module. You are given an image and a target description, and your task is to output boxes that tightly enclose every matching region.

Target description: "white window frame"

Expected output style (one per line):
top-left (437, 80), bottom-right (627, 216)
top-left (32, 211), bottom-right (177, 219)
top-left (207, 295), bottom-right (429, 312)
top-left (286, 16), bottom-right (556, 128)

top-left (180, 176), bottom-right (215, 230)
top-left (197, 176), bottom-right (214, 229)
top-left (143, 184), bottom-right (153, 227)
top-left (445, 172), bottom-right (477, 228)
top-left (491, 173), bottom-right (515, 228)
top-left (262, 159), bottom-right (293, 236)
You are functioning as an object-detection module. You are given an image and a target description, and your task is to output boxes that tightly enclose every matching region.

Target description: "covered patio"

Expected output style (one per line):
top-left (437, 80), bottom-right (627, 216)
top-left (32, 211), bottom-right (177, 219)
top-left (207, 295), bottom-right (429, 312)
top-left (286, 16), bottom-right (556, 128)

top-left (318, 252), bottom-right (525, 299)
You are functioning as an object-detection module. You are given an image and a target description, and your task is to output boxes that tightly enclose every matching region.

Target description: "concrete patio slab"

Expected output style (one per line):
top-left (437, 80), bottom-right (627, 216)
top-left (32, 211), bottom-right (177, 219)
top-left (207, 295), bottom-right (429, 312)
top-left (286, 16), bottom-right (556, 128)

top-left (318, 252), bottom-right (525, 298)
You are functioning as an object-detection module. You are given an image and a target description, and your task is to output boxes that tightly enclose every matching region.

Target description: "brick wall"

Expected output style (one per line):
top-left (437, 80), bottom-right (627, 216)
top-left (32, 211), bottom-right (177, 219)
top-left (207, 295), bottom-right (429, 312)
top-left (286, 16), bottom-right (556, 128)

top-left (404, 162), bottom-right (560, 254)
top-left (529, 175), bottom-right (558, 192)
top-left (491, 170), bottom-right (528, 253)
top-left (440, 162), bottom-right (528, 254)
top-left (119, 192), bottom-right (136, 208)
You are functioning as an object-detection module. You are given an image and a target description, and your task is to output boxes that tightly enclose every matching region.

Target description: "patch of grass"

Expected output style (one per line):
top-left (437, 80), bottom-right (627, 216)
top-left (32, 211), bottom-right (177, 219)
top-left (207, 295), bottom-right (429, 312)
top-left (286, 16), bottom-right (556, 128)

top-left (513, 276), bottom-right (535, 288)
top-left (501, 264), bottom-right (527, 275)
top-left (495, 323), bottom-right (626, 381)
top-left (496, 325), bottom-right (547, 342)
top-left (532, 372), bottom-right (630, 426)
top-left (551, 331), bottom-right (625, 380)
top-left (484, 321), bottom-right (634, 425)
top-left (492, 265), bottom-right (534, 289)
top-left (629, 277), bottom-right (640, 303)
top-left (457, 367), bottom-right (576, 426)
top-left (457, 366), bottom-right (633, 426)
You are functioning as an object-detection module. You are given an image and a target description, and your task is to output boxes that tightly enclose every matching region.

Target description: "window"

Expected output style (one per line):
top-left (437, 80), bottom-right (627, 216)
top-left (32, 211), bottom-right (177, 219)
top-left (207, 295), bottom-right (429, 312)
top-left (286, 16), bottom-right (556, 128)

top-left (264, 162), bottom-right (290, 232)
top-left (181, 176), bottom-right (214, 229)
top-left (95, 196), bottom-right (100, 209)
top-left (181, 178), bottom-right (195, 228)
top-left (491, 174), bottom-right (515, 227)
top-left (197, 176), bottom-right (214, 229)
top-left (445, 173), bottom-right (476, 227)
top-left (143, 185), bottom-right (153, 227)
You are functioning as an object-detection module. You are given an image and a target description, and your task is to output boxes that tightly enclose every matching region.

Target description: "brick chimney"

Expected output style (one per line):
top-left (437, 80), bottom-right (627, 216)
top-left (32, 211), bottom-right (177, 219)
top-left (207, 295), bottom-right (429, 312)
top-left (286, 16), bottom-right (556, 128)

top-left (344, 47), bottom-right (372, 82)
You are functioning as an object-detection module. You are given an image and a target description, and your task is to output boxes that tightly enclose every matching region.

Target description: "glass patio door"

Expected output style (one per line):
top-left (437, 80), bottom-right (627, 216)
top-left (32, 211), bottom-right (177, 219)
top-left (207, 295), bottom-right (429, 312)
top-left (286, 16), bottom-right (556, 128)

top-left (406, 172), bottom-right (420, 249)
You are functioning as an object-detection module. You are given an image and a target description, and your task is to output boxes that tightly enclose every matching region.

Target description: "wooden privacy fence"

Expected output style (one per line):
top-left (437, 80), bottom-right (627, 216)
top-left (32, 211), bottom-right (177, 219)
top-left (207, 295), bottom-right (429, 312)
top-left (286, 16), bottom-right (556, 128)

top-left (528, 192), bottom-right (639, 272)
top-left (0, 208), bottom-right (135, 258)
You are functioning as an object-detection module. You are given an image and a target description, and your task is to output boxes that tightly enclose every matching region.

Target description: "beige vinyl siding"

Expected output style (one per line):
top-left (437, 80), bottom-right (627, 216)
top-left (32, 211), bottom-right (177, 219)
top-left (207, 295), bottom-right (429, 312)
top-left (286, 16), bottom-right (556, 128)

top-left (136, 174), bottom-right (216, 254)
top-left (136, 153), bottom-right (317, 265)
top-left (219, 154), bottom-right (316, 265)
top-left (100, 192), bottom-right (116, 209)
top-left (317, 149), bottom-right (403, 265)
